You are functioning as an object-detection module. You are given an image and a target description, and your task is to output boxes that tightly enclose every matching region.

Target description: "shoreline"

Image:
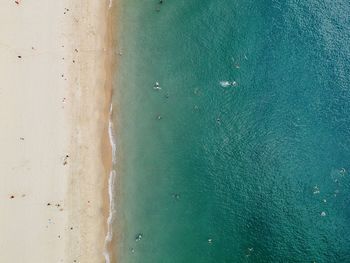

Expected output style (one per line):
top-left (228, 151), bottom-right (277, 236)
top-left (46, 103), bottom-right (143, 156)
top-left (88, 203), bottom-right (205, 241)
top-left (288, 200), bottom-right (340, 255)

top-left (0, 0), bottom-right (116, 262)
top-left (103, 2), bottom-right (119, 262)
top-left (65, 0), bottom-right (117, 262)
top-left (104, 0), bottom-right (123, 260)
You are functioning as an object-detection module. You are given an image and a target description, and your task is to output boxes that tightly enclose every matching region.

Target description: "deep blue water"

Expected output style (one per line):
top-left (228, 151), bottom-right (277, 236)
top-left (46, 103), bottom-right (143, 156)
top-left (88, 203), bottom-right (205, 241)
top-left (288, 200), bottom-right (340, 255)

top-left (114, 1), bottom-right (350, 262)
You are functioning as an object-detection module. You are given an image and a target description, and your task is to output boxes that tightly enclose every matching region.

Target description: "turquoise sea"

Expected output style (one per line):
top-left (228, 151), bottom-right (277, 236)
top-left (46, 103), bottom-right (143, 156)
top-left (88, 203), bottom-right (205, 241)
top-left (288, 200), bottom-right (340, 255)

top-left (113, 0), bottom-right (350, 262)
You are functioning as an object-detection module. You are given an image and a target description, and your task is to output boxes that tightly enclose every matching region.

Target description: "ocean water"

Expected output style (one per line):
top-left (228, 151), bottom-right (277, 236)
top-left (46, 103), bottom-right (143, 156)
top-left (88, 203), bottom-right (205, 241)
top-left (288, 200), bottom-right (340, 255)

top-left (113, 0), bottom-right (350, 262)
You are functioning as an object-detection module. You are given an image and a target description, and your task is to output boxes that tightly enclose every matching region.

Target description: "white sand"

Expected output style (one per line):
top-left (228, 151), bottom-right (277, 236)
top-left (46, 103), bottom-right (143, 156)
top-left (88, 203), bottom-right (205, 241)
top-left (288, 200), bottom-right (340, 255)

top-left (0, 0), bottom-right (114, 262)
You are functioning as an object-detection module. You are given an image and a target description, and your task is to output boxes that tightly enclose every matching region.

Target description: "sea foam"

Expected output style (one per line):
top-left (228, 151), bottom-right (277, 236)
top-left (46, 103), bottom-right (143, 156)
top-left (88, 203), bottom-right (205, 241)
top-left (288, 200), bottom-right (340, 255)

top-left (103, 103), bottom-right (117, 263)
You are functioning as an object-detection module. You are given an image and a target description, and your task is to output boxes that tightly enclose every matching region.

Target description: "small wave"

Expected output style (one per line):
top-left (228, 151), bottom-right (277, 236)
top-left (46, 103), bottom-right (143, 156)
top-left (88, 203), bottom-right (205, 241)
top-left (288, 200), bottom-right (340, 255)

top-left (108, 104), bottom-right (117, 164)
top-left (105, 170), bottom-right (116, 241)
top-left (103, 171), bottom-right (116, 263)
top-left (220, 81), bottom-right (238, 88)
top-left (220, 81), bottom-right (231, 87)
top-left (104, 103), bottom-right (117, 263)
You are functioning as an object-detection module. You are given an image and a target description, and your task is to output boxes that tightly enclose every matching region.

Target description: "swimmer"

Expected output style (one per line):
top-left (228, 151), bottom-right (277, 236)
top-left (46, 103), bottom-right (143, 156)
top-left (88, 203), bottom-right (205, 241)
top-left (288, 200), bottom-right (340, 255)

top-left (340, 168), bottom-right (346, 175)
top-left (135, 233), bottom-right (143, 241)
top-left (172, 193), bottom-right (180, 200)
top-left (313, 185), bottom-right (320, 194)
top-left (153, 82), bottom-right (161, 90)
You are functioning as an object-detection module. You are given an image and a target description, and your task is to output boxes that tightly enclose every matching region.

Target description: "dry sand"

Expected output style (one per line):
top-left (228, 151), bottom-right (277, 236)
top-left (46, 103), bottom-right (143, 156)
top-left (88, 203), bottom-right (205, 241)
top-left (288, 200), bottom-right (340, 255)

top-left (0, 0), bottom-right (115, 262)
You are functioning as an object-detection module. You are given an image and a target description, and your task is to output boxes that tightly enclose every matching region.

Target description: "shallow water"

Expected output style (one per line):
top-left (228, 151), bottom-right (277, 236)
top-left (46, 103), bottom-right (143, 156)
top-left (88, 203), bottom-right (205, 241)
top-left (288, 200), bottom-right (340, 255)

top-left (114, 1), bottom-right (350, 262)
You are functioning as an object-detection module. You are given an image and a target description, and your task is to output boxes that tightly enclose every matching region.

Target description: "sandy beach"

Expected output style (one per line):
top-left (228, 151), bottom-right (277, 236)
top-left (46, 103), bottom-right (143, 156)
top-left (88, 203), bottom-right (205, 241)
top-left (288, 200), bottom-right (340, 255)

top-left (0, 0), bottom-right (115, 262)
